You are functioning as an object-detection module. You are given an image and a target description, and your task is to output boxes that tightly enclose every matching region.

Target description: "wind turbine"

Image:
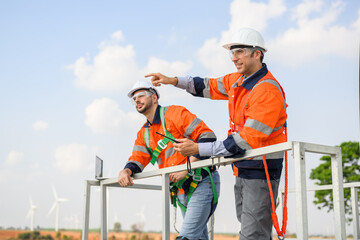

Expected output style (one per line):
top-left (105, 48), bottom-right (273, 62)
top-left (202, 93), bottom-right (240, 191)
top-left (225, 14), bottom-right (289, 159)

top-left (48, 186), bottom-right (68, 231)
top-left (73, 214), bottom-right (79, 230)
top-left (135, 206), bottom-right (146, 231)
top-left (26, 196), bottom-right (37, 231)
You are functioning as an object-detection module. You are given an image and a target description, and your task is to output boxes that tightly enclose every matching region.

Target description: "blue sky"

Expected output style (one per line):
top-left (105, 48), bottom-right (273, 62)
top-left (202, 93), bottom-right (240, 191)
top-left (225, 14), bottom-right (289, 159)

top-left (0, 0), bottom-right (359, 236)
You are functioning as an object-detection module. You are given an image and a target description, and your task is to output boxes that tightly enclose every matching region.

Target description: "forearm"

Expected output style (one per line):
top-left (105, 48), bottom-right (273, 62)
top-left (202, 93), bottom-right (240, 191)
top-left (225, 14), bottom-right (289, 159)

top-left (198, 141), bottom-right (233, 157)
top-left (198, 135), bottom-right (246, 157)
top-left (176, 76), bottom-right (197, 95)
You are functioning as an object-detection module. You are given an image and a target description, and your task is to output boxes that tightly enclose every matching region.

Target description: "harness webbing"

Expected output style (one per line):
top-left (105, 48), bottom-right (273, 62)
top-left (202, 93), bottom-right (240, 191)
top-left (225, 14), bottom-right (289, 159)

top-left (144, 106), bottom-right (218, 219)
top-left (170, 167), bottom-right (218, 215)
top-left (144, 107), bottom-right (174, 165)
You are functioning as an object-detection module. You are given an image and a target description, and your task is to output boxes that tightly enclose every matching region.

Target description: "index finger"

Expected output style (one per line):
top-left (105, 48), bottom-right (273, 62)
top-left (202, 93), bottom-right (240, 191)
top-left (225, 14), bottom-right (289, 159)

top-left (175, 138), bottom-right (187, 143)
top-left (144, 73), bottom-right (158, 78)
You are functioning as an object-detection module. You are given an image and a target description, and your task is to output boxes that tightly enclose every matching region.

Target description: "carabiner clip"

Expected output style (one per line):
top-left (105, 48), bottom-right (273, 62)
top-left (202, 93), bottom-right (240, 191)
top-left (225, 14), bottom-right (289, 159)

top-left (186, 157), bottom-right (192, 173)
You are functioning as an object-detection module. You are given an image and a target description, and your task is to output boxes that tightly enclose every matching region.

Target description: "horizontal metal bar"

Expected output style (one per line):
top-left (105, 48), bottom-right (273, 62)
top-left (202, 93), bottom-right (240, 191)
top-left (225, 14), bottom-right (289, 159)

top-left (99, 179), bottom-right (162, 190)
top-left (281, 182), bottom-right (360, 193)
top-left (86, 180), bottom-right (100, 186)
top-left (303, 142), bottom-right (339, 155)
top-left (90, 141), bottom-right (342, 189)
top-left (136, 141), bottom-right (293, 178)
top-left (97, 142), bottom-right (294, 185)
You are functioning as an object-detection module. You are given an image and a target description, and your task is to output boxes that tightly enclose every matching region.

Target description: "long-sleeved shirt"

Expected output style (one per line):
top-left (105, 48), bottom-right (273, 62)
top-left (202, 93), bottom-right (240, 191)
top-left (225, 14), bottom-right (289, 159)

top-left (124, 105), bottom-right (217, 174)
top-left (175, 64), bottom-right (287, 179)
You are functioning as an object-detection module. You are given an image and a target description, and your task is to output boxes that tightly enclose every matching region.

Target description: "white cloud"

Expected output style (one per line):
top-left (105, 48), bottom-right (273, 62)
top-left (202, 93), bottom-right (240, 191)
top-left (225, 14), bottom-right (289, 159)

top-left (268, 0), bottom-right (360, 66)
top-left (69, 30), bottom-right (141, 92)
top-left (197, 38), bottom-right (233, 76)
top-left (198, 0), bottom-right (360, 70)
top-left (197, 0), bottom-right (286, 75)
top-left (54, 143), bottom-right (95, 172)
top-left (5, 151), bottom-right (24, 166)
top-left (32, 120), bottom-right (48, 131)
top-left (70, 30), bottom-right (194, 93)
top-left (144, 57), bottom-right (192, 77)
top-left (85, 98), bottom-right (144, 134)
top-left (228, 0), bottom-right (286, 33)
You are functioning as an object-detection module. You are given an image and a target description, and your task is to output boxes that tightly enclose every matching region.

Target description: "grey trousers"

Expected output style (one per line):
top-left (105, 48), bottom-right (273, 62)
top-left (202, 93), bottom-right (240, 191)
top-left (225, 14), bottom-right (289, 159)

top-left (234, 177), bottom-right (279, 240)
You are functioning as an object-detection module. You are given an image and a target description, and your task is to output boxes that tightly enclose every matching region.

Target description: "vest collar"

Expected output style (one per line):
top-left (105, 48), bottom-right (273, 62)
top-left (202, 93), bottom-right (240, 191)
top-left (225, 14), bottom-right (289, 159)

top-left (241, 63), bottom-right (268, 90)
top-left (144, 105), bottom-right (161, 128)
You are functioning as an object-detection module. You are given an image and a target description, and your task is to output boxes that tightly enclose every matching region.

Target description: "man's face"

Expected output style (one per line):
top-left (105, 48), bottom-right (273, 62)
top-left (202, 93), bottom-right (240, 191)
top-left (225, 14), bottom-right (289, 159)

top-left (132, 90), bottom-right (153, 114)
top-left (230, 48), bottom-right (261, 77)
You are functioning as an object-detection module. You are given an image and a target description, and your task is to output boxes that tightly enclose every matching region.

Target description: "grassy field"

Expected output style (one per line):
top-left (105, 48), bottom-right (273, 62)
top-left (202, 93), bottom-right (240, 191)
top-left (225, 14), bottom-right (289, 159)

top-left (0, 230), bottom-right (240, 240)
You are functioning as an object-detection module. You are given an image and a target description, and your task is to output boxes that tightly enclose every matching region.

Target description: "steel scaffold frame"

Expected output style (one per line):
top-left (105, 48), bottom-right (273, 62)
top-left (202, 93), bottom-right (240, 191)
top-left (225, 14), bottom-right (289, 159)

top-left (82, 141), bottom-right (348, 240)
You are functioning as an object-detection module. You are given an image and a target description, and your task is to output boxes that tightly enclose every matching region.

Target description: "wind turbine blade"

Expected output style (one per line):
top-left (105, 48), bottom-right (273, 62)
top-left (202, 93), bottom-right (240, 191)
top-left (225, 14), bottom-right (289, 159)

top-left (48, 202), bottom-right (57, 216)
top-left (52, 186), bottom-right (58, 199)
top-left (135, 206), bottom-right (146, 222)
top-left (29, 196), bottom-right (33, 206)
top-left (58, 198), bottom-right (68, 202)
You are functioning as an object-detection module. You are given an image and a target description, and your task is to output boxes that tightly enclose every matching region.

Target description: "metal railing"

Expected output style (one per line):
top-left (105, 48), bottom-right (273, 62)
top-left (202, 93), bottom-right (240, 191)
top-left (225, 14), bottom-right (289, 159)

top-left (278, 182), bottom-right (360, 239)
top-left (82, 141), bottom-right (347, 240)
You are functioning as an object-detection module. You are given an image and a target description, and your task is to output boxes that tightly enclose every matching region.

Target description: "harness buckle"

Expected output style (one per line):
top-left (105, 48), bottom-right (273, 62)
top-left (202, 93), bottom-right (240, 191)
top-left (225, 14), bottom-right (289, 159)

top-left (192, 173), bottom-right (202, 182)
top-left (157, 139), bottom-right (167, 149)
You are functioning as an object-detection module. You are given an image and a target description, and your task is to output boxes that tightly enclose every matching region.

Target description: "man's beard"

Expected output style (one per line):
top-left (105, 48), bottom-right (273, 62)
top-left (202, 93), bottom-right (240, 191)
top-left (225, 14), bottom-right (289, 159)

top-left (136, 101), bottom-right (151, 114)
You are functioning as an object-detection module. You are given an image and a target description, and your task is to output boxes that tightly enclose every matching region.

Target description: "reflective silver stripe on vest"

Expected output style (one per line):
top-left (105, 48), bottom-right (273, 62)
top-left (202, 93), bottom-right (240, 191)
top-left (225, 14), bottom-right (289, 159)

top-left (231, 75), bottom-right (244, 88)
top-left (202, 77), bottom-right (228, 98)
top-left (253, 152), bottom-right (284, 160)
top-left (157, 158), bottom-right (163, 166)
top-left (165, 147), bottom-right (176, 160)
top-left (198, 131), bottom-right (216, 140)
top-left (233, 133), bottom-right (253, 150)
top-left (133, 145), bottom-right (151, 155)
top-left (163, 105), bottom-right (170, 112)
top-left (203, 78), bottom-right (211, 98)
top-left (184, 118), bottom-right (202, 138)
top-left (244, 119), bottom-right (272, 136)
top-left (127, 160), bottom-right (145, 171)
top-left (273, 125), bottom-right (283, 132)
top-left (251, 79), bottom-right (286, 109)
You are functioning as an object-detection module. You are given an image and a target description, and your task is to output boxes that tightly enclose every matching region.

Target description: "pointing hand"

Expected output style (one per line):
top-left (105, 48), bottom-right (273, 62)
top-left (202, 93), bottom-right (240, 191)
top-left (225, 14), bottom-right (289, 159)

top-left (145, 73), bottom-right (178, 87)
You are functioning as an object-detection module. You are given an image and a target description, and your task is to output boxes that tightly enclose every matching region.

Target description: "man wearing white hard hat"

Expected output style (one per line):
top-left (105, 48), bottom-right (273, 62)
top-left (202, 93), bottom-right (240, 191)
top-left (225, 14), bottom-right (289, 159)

top-left (146, 28), bottom-right (287, 239)
top-left (118, 80), bottom-right (220, 240)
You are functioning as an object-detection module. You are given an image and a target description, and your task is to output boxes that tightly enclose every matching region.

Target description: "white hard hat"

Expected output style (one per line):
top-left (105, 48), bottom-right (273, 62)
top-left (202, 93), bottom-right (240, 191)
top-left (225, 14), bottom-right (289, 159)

top-left (127, 80), bottom-right (160, 99)
top-left (223, 28), bottom-right (267, 52)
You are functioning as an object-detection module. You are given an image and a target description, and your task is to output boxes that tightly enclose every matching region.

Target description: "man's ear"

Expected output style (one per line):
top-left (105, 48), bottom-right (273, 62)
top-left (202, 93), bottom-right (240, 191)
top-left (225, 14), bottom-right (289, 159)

top-left (152, 93), bottom-right (158, 103)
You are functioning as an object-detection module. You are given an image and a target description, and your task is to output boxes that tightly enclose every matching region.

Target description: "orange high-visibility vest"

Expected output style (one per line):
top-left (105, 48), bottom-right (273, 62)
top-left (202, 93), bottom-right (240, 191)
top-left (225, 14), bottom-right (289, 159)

top-left (205, 69), bottom-right (287, 176)
top-left (127, 105), bottom-right (216, 171)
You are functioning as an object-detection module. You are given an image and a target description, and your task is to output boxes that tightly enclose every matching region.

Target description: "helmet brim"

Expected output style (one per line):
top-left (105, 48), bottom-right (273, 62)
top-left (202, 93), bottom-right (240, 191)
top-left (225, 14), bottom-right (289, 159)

top-left (127, 87), bottom-right (159, 99)
top-left (222, 43), bottom-right (267, 52)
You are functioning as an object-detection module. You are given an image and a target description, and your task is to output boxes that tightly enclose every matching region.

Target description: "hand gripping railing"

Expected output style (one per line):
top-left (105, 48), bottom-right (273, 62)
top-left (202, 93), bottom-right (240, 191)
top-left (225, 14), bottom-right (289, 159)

top-left (82, 141), bottom-right (346, 240)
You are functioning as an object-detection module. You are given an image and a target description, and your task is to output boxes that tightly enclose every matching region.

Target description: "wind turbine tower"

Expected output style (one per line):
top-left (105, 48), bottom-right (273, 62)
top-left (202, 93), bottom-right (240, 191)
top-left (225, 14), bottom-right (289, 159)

top-left (136, 206), bottom-right (146, 231)
top-left (26, 196), bottom-right (37, 231)
top-left (48, 186), bottom-right (68, 231)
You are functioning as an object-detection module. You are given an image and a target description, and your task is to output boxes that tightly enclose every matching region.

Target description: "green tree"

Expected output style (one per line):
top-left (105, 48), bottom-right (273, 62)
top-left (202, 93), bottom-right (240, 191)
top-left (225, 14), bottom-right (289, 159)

top-left (55, 232), bottom-right (61, 240)
top-left (113, 222), bottom-right (121, 233)
top-left (131, 224), bottom-right (140, 233)
top-left (309, 141), bottom-right (360, 222)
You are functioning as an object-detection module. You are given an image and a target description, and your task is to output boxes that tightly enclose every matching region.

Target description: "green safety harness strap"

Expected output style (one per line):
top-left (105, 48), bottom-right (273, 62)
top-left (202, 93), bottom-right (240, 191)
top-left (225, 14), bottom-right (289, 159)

top-left (170, 167), bottom-right (218, 213)
top-left (144, 106), bottom-right (175, 165)
top-left (144, 106), bottom-right (218, 215)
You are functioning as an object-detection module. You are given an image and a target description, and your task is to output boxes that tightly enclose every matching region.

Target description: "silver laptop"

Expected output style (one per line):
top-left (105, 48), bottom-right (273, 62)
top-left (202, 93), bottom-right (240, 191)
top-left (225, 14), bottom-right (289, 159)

top-left (95, 156), bottom-right (106, 180)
